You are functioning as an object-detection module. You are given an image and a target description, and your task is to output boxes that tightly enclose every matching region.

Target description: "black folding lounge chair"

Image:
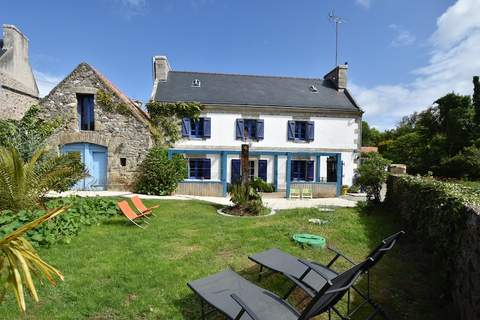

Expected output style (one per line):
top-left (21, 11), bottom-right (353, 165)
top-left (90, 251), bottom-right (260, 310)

top-left (248, 231), bottom-right (405, 318)
top-left (188, 257), bottom-right (373, 320)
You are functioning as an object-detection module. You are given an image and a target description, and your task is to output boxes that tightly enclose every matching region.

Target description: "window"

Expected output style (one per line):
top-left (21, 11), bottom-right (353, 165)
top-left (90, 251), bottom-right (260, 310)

top-left (188, 158), bottom-right (211, 179)
top-left (182, 117), bottom-right (211, 139)
top-left (287, 121), bottom-right (314, 142)
top-left (77, 94), bottom-right (95, 131)
top-left (235, 119), bottom-right (264, 140)
top-left (120, 158), bottom-right (127, 167)
top-left (190, 119), bottom-right (204, 138)
top-left (294, 121), bottom-right (307, 140)
top-left (249, 160), bottom-right (255, 180)
top-left (291, 160), bottom-right (314, 181)
top-left (192, 79), bottom-right (201, 87)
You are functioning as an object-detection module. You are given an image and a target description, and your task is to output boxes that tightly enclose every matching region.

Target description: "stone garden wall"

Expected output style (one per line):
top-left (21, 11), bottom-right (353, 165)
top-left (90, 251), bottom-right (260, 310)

top-left (39, 63), bottom-right (154, 190)
top-left (385, 174), bottom-right (480, 320)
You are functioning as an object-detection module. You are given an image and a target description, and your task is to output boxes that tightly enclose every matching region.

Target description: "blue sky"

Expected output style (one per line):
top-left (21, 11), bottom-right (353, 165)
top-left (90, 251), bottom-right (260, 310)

top-left (3, 0), bottom-right (479, 129)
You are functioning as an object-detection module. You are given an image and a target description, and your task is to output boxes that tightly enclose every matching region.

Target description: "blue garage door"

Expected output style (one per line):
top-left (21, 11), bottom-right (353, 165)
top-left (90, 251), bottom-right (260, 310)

top-left (61, 143), bottom-right (108, 190)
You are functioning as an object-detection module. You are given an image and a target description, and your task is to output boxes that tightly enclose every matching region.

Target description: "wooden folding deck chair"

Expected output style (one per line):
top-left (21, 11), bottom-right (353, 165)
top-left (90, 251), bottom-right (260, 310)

top-left (117, 200), bottom-right (150, 229)
top-left (290, 188), bottom-right (301, 199)
top-left (302, 188), bottom-right (313, 199)
top-left (131, 195), bottom-right (160, 216)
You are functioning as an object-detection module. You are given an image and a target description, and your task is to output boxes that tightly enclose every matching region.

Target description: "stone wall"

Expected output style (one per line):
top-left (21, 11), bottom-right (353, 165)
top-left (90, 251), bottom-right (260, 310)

top-left (39, 63), bottom-right (154, 190)
top-left (453, 205), bottom-right (480, 320)
top-left (0, 84), bottom-right (39, 120)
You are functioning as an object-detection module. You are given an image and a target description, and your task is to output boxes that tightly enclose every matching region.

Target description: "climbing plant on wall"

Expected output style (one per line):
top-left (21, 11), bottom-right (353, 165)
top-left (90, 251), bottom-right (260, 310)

top-left (146, 101), bottom-right (204, 146)
top-left (96, 89), bottom-right (131, 115)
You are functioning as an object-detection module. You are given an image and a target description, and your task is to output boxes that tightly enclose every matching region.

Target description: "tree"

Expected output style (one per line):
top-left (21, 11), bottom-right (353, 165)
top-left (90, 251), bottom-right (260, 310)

top-left (473, 76), bottom-right (480, 124)
top-left (0, 207), bottom-right (66, 315)
top-left (361, 121), bottom-right (382, 146)
top-left (0, 147), bottom-right (85, 211)
top-left (357, 153), bottom-right (391, 204)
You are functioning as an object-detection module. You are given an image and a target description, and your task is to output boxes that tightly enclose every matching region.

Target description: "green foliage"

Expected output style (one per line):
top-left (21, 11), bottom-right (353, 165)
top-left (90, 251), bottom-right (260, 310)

top-left (133, 147), bottom-right (187, 195)
top-left (146, 101), bottom-right (203, 146)
top-left (228, 183), bottom-right (266, 215)
top-left (0, 106), bottom-right (61, 161)
top-left (356, 153), bottom-right (391, 203)
top-left (361, 121), bottom-right (382, 146)
top-left (0, 197), bottom-right (119, 247)
top-left (385, 175), bottom-right (479, 293)
top-left (0, 147), bottom-right (86, 211)
top-left (96, 89), bottom-right (131, 115)
top-left (250, 177), bottom-right (275, 193)
top-left (437, 145), bottom-right (480, 180)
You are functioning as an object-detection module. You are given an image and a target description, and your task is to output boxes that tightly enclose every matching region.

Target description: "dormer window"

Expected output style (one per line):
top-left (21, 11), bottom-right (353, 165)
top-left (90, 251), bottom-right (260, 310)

top-left (309, 85), bottom-right (318, 92)
top-left (192, 79), bottom-right (201, 87)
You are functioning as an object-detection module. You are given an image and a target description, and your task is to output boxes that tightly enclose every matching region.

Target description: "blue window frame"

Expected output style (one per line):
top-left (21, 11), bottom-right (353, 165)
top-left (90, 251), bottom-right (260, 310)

top-left (188, 158), bottom-right (211, 179)
top-left (190, 119), bottom-right (204, 138)
top-left (244, 119), bottom-right (257, 139)
top-left (291, 160), bottom-right (314, 181)
top-left (77, 94), bottom-right (94, 131)
top-left (294, 121), bottom-right (307, 140)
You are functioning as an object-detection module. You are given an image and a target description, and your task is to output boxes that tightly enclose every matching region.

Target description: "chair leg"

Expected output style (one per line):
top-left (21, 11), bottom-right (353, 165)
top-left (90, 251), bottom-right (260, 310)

top-left (258, 265), bottom-right (263, 281)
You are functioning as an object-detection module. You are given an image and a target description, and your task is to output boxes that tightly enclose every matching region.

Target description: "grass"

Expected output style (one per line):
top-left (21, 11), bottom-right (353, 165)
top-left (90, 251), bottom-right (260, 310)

top-left (0, 199), bottom-right (449, 319)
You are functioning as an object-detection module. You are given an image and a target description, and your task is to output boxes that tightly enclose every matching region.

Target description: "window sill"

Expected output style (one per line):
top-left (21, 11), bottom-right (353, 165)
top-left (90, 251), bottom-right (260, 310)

top-left (183, 179), bottom-right (221, 183)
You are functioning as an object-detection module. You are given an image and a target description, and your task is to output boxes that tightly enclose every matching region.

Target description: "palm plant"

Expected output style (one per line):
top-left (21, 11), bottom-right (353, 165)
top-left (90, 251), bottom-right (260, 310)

top-left (0, 147), bottom-right (85, 211)
top-left (0, 207), bottom-right (66, 314)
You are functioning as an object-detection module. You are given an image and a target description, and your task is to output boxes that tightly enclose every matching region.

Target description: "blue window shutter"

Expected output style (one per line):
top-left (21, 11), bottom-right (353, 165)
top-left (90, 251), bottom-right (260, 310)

top-left (231, 159), bottom-right (240, 183)
top-left (307, 160), bottom-right (315, 181)
top-left (287, 121), bottom-right (295, 141)
top-left (87, 95), bottom-right (95, 130)
top-left (203, 158), bottom-right (211, 179)
top-left (203, 117), bottom-right (211, 138)
top-left (181, 118), bottom-right (191, 137)
top-left (258, 160), bottom-right (267, 181)
top-left (256, 119), bottom-right (264, 140)
top-left (306, 121), bottom-right (315, 141)
top-left (236, 119), bottom-right (244, 140)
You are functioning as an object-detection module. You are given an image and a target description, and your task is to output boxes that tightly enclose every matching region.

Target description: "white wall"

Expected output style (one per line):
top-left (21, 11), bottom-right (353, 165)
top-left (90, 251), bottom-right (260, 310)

top-left (175, 110), bottom-right (360, 186)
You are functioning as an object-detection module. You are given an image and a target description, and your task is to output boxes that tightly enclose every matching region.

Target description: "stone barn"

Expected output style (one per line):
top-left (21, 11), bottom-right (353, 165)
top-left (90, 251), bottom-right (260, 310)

top-left (39, 63), bottom-right (154, 191)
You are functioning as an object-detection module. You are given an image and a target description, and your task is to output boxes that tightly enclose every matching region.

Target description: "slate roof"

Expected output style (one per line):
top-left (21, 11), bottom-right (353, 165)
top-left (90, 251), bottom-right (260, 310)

top-left (153, 71), bottom-right (360, 112)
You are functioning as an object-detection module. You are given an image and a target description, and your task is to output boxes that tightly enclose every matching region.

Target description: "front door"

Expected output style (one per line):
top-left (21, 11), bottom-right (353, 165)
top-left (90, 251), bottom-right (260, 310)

top-left (61, 143), bottom-right (108, 190)
top-left (327, 156), bottom-right (337, 182)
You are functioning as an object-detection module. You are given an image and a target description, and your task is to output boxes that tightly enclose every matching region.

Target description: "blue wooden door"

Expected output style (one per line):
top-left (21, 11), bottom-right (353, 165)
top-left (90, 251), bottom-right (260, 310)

top-left (61, 143), bottom-right (108, 190)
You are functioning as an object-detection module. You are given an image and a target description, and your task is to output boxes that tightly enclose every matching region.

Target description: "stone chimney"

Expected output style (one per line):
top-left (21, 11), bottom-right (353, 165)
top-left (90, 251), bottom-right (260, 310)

top-left (324, 64), bottom-right (348, 91)
top-left (0, 24), bottom-right (39, 96)
top-left (152, 56), bottom-right (171, 82)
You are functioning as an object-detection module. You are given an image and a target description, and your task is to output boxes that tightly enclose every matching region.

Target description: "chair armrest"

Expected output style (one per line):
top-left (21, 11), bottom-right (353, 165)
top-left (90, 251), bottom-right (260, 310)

top-left (326, 246), bottom-right (355, 267)
top-left (231, 294), bottom-right (261, 320)
top-left (298, 260), bottom-right (334, 283)
top-left (283, 273), bottom-right (317, 298)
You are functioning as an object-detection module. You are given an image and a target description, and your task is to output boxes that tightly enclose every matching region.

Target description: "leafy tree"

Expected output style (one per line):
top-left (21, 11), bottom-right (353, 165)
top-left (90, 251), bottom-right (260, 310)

top-left (361, 121), bottom-right (382, 146)
top-left (0, 106), bottom-right (60, 161)
top-left (146, 101), bottom-right (203, 146)
top-left (133, 147), bottom-right (187, 195)
top-left (0, 147), bottom-right (85, 211)
top-left (357, 153), bottom-right (391, 203)
top-left (437, 145), bottom-right (480, 180)
top-left (473, 76), bottom-right (480, 124)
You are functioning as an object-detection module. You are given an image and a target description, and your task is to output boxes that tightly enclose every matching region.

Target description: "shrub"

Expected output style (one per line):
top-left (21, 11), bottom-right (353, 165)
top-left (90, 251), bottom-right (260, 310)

top-left (228, 183), bottom-right (266, 216)
top-left (0, 197), bottom-right (119, 246)
top-left (385, 175), bottom-right (480, 298)
top-left (437, 145), bottom-right (480, 180)
top-left (357, 153), bottom-right (391, 203)
top-left (134, 147), bottom-right (187, 196)
top-left (250, 177), bottom-right (275, 193)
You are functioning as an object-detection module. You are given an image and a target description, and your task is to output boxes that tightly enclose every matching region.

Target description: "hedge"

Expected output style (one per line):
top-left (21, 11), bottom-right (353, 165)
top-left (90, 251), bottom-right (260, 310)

top-left (384, 175), bottom-right (480, 302)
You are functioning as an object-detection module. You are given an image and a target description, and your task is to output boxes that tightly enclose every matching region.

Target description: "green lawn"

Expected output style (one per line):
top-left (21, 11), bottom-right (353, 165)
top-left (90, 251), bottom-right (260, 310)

top-left (0, 200), bottom-right (447, 319)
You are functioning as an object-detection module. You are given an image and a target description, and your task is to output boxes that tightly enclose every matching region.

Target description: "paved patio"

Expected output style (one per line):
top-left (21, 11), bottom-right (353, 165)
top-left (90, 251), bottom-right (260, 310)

top-left (47, 191), bottom-right (359, 209)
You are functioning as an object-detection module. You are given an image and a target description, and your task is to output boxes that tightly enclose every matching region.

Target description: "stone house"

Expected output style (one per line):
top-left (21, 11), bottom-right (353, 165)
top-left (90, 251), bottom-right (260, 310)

top-left (0, 24), bottom-right (39, 120)
top-left (39, 63), bottom-right (154, 191)
top-left (152, 56), bottom-right (363, 198)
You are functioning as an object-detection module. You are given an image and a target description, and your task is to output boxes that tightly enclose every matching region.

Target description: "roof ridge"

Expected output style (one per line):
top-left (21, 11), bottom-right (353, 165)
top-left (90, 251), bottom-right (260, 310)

top-left (170, 70), bottom-right (324, 81)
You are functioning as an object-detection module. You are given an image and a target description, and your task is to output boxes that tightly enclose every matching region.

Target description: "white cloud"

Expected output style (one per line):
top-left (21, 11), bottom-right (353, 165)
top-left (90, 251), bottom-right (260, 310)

top-left (356, 0), bottom-right (371, 8)
top-left (350, 0), bottom-right (480, 130)
top-left (33, 70), bottom-right (62, 97)
top-left (111, 0), bottom-right (146, 18)
top-left (389, 24), bottom-right (416, 47)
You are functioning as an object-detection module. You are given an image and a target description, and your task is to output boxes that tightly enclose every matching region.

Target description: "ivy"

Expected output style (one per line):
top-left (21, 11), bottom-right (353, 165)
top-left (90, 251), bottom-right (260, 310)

top-left (96, 89), bottom-right (131, 115)
top-left (146, 101), bottom-right (204, 146)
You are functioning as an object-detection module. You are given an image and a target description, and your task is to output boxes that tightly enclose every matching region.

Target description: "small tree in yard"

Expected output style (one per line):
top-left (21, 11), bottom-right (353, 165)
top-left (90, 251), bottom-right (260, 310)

top-left (134, 147), bottom-right (187, 196)
top-left (357, 153), bottom-right (391, 204)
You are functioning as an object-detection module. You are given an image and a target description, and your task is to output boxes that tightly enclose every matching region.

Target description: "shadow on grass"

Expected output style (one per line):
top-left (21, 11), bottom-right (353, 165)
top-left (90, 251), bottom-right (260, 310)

top-left (350, 202), bottom-right (455, 320)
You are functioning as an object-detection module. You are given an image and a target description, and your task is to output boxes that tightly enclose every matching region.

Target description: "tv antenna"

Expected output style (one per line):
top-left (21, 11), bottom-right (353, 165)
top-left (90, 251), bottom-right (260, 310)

top-left (329, 11), bottom-right (346, 66)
